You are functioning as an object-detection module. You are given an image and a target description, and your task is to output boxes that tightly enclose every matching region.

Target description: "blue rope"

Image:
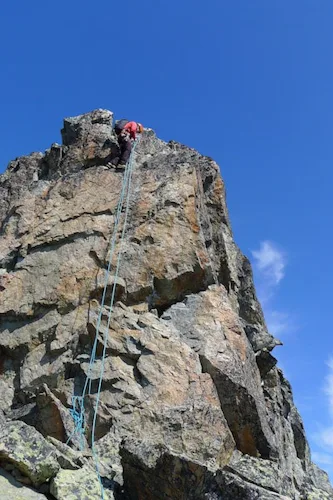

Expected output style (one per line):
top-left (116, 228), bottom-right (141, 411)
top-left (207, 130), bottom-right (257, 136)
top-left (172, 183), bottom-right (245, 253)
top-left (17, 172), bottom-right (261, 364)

top-left (68, 395), bottom-right (85, 450)
top-left (91, 141), bottom-right (138, 499)
top-left (68, 137), bottom-right (140, 499)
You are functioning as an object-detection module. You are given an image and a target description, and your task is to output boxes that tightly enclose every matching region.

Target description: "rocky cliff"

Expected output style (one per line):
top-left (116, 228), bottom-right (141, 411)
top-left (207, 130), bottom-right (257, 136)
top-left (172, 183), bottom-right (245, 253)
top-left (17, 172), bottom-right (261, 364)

top-left (0, 109), bottom-right (331, 499)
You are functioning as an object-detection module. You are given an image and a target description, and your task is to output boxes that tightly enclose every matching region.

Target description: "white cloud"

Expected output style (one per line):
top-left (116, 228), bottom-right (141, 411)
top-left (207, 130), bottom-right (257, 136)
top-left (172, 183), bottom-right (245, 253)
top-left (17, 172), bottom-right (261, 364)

top-left (265, 310), bottom-right (293, 337)
top-left (265, 310), bottom-right (299, 338)
top-left (325, 358), bottom-right (333, 417)
top-left (252, 240), bottom-right (286, 285)
top-left (251, 240), bottom-right (291, 337)
top-left (312, 426), bottom-right (333, 481)
top-left (251, 241), bottom-right (333, 481)
top-left (312, 451), bottom-right (333, 466)
top-left (252, 245), bottom-right (333, 481)
top-left (311, 360), bottom-right (333, 480)
top-left (314, 427), bottom-right (333, 450)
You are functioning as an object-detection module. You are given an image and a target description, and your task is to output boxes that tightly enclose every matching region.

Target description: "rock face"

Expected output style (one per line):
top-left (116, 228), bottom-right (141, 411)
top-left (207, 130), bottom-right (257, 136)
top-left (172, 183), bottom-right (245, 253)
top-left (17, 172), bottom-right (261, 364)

top-left (0, 109), bottom-right (331, 499)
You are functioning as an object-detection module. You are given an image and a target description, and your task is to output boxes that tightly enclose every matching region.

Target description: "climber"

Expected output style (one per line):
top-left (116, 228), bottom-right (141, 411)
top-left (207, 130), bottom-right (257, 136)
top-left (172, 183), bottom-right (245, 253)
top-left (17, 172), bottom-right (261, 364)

top-left (110, 120), bottom-right (143, 168)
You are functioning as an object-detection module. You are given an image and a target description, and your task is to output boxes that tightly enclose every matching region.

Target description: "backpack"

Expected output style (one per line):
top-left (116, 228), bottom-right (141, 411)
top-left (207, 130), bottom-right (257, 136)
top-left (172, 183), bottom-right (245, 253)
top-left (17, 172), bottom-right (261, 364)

top-left (115, 119), bottom-right (129, 135)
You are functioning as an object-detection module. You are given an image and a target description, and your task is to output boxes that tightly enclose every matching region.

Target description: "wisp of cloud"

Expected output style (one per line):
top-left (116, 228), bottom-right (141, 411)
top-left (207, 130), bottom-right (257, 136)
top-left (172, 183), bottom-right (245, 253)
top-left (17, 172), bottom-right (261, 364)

top-left (252, 240), bottom-right (286, 285)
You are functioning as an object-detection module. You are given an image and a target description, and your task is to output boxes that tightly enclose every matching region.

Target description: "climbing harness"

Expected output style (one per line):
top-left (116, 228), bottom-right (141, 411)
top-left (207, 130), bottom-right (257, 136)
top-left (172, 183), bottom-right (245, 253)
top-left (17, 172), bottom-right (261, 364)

top-left (68, 138), bottom-right (140, 499)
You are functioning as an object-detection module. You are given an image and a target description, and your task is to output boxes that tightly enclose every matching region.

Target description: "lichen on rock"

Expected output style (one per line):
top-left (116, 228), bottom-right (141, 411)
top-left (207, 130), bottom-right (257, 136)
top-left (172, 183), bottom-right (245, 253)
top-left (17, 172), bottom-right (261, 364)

top-left (0, 421), bottom-right (59, 486)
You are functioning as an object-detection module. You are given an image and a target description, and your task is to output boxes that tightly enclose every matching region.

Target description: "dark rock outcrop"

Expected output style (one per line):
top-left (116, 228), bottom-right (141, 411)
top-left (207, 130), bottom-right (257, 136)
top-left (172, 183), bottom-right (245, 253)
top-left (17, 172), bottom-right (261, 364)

top-left (0, 109), bottom-right (331, 499)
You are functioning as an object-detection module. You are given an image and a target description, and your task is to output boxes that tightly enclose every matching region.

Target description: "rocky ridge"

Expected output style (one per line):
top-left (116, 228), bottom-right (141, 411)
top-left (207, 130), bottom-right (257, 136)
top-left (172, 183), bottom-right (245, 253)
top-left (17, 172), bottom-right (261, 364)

top-left (0, 109), bottom-right (331, 499)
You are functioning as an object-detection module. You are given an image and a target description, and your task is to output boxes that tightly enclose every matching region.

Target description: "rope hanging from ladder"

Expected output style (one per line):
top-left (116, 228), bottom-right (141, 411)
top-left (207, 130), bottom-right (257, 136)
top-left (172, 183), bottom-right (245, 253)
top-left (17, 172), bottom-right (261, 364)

top-left (68, 138), bottom-right (140, 499)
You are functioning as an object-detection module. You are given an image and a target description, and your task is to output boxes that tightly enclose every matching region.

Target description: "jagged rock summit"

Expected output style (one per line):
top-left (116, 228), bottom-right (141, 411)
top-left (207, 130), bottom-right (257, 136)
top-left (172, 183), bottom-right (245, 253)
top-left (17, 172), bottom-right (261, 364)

top-left (0, 109), bottom-right (331, 499)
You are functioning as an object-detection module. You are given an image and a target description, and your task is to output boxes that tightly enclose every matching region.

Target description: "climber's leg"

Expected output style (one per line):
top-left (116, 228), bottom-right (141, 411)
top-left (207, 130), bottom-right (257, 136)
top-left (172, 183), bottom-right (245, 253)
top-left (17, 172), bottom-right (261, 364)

top-left (118, 135), bottom-right (132, 165)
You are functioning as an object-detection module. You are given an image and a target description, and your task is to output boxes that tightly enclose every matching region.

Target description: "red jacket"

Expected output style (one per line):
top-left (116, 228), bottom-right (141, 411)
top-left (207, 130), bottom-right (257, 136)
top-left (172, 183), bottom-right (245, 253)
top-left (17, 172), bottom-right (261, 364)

top-left (123, 121), bottom-right (139, 140)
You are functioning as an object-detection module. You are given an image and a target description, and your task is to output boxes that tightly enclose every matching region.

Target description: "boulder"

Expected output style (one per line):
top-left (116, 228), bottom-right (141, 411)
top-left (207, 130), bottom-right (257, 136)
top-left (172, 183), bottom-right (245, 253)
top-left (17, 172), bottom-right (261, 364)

top-left (50, 466), bottom-right (114, 500)
top-left (0, 468), bottom-right (46, 500)
top-left (0, 421), bottom-right (59, 486)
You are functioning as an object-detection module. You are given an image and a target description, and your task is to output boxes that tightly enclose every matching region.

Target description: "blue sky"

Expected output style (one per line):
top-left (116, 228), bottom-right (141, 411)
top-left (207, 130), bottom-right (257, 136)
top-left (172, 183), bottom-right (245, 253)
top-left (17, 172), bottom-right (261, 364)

top-left (1, 0), bottom-right (333, 477)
